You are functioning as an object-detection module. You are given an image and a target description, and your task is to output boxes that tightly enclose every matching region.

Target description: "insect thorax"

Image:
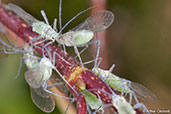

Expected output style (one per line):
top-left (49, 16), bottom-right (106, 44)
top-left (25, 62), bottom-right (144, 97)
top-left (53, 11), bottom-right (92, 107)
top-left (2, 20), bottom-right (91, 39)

top-left (24, 55), bottom-right (39, 69)
top-left (32, 22), bottom-right (58, 40)
top-left (23, 49), bottom-right (39, 69)
top-left (40, 57), bottom-right (51, 66)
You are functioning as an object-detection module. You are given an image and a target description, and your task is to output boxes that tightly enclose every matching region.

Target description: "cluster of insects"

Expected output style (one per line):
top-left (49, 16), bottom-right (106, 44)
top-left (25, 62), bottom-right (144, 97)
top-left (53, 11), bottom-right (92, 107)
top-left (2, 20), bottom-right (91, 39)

top-left (0, 1), bottom-right (157, 114)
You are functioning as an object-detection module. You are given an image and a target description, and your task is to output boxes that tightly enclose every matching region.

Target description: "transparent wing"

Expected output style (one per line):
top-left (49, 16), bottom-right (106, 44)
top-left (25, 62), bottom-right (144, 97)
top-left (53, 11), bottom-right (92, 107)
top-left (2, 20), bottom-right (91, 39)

top-left (49, 79), bottom-right (68, 94)
top-left (25, 67), bottom-right (44, 88)
top-left (32, 86), bottom-right (50, 98)
top-left (8, 3), bottom-right (38, 25)
top-left (49, 71), bottom-right (69, 94)
top-left (71, 10), bottom-right (114, 32)
top-left (30, 87), bottom-right (55, 113)
top-left (131, 82), bottom-right (157, 101)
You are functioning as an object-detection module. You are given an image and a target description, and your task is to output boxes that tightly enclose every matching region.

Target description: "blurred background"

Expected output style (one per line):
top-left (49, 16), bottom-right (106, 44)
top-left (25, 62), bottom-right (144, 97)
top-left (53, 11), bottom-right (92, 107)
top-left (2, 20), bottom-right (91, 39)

top-left (0, 0), bottom-right (171, 114)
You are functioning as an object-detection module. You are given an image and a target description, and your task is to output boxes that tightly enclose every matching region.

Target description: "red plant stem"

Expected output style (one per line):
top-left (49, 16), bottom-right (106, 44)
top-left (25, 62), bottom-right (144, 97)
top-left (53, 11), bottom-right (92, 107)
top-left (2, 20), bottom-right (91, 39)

top-left (80, 70), bottom-right (117, 111)
top-left (68, 80), bottom-right (87, 114)
top-left (0, 3), bottom-right (143, 114)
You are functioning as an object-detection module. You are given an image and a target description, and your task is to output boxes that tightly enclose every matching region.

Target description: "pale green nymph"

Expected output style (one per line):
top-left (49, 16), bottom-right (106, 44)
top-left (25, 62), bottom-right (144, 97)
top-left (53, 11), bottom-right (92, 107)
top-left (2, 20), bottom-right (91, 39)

top-left (82, 90), bottom-right (101, 110)
top-left (92, 67), bottom-right (130, 93)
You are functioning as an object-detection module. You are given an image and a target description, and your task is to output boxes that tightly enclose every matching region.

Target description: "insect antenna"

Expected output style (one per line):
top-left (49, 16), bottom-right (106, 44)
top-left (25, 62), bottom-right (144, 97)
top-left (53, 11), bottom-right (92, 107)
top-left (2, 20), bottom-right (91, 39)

top-left (59, 6), bottom-right (94, 34)
top-left (41, 10), bottom-right (49, 25)
top-left (0, 38), bottom-right (26, 79)
top-left (52, 18), bottom-right (57, 32)
top-left (59, 0), bottom-right (62, 30)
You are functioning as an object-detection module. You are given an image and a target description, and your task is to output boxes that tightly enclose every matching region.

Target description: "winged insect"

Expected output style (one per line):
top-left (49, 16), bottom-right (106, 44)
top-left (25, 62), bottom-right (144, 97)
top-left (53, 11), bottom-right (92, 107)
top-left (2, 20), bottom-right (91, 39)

top-left (8, 3), bottom-right (114, 68)
top-left (92, 65), bottom-right (157, 102)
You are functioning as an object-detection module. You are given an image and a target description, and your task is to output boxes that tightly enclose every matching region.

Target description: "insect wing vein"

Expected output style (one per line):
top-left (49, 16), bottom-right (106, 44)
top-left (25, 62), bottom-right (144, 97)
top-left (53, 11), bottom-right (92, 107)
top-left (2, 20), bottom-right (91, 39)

top-left (71, 10), bottom-right (114, 32)
top-left (8, 3), bottom-right (38, 25)
top-left (30, 87), bottom-right (55, 113)
top-left (131, 82), bottom-right (157, 101)
top-left (32, 86), bottom-right (50, 98)
top-left (25, 66), bottom-right (45, 88)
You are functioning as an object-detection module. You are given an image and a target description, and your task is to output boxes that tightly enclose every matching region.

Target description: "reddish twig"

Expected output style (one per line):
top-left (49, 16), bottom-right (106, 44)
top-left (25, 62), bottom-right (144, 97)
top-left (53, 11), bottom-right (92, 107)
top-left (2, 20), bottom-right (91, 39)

top-left (68, 80), bottom-right (87, 114)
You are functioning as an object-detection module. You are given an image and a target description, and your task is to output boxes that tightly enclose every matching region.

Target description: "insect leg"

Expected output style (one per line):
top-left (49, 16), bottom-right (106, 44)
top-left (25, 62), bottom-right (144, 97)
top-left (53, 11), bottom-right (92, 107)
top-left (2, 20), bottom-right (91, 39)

top-left (41, 40), bottom-right (46, 57)
top-left (47, 81), bottom-right (64, 88)
top-left (52, 51), bottom-right (72, 66)
top-left (73, 44), bottom-right (84, 69)
top-left (0, 39), bottom-right (24, 53)
top-left (128, 90), bottom-right (140, 105)
top-left (116, 79), bottom-right (131, 97)
top-left (91, 93), bottom-right (104, 114)
top-left (48, 78), bottom-right (61, 81)
top-left (55, 41), bottom-right (66, 52)
top-left (57, 44), bottom-right (63, 50)
top-left (42, 81), bottom-right (73, 100)
top-left (52, 18), bottom-right (58, 32)
top-left (53, 66), bottom-right (78, 95)
top-left (86, 104), bottom-right (92, 114)
top-left (0, 39), bottom-right (31, 80)
top-left (2, 47), bottom-right (24, 79)
top-left (84, 40), bottom-right (100, 68)
top-left (30, 36), bottom-right (44, 47)
top-left (123, 80), bottom-right (131, 97)
top-left (2, 47), bottom-right (22, 54)
top-left (47, 81), bottom-right (68, 94)
top-left (33, 38), bottom-right (47, 46)
top-left (64, 98), bottom-right (75, 114)
top-left (51, 52), bottom-right (78, 94)
top-left (13, 55), bottom-right (23, 79)
top-left (0, 40), bottom-right (27, 80)
top-left (74, 45), bottom-right (88, 59)
top-left (44, 39), bottom-right (55, 47)
top-left (83, 57), bottom-right (102, 66)
top-left (62, 43), bottom-right (66, 53)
